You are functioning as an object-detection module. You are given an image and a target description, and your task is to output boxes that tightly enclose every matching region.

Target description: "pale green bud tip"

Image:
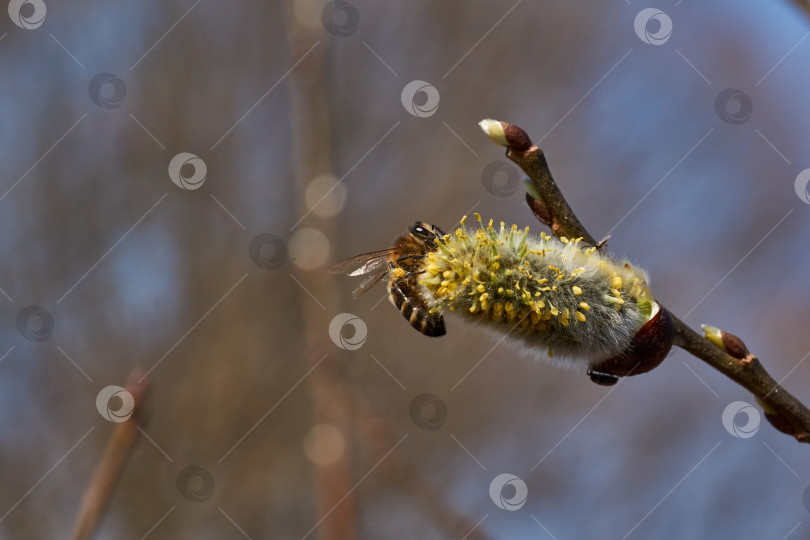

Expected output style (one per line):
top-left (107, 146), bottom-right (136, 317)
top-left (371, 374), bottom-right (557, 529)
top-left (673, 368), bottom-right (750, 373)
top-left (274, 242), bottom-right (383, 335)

top-left (479, 119), bottom-right (509, 147)
top-left (700, 324), bottom-right (725, 351)
top-left (524, 178), bottom-right (542, 201)
top-left (755, 396), bottom-right (776, 415)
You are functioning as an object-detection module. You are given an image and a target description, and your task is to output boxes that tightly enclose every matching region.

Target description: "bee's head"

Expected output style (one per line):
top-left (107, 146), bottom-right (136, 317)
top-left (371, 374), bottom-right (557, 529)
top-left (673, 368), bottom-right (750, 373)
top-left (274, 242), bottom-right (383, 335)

top-left (410, 222), bottom-right (446, 248)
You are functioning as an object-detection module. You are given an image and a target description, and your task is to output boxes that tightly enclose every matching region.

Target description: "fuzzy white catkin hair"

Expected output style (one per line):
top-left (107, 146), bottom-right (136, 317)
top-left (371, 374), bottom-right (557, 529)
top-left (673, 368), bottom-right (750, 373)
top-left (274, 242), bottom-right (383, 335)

top-left (418, 215), bottom-right (658, 366)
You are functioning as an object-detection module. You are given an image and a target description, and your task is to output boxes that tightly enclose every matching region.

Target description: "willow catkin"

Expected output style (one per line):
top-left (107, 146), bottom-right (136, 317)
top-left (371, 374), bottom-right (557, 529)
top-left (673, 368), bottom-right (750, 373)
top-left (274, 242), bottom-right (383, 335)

top-left (418, 214), bottom-right (660, 366)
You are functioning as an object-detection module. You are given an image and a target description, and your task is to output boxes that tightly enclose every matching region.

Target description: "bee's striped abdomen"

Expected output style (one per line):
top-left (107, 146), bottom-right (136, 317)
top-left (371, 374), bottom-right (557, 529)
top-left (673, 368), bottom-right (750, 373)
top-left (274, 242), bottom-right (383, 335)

top-left (390, 280), bottom-right (445, 337)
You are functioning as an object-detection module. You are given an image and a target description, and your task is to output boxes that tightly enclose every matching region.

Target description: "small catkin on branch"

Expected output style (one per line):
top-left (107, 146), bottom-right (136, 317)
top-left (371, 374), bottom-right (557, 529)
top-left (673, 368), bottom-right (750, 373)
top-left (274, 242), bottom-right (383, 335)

top-left (479, 119), bottom-right (810, 443)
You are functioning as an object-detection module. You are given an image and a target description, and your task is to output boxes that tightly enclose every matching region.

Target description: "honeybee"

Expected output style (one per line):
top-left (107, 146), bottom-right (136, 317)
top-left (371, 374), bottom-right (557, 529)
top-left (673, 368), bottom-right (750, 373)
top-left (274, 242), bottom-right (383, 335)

top-left (329, 222), bottom-right (447, 337)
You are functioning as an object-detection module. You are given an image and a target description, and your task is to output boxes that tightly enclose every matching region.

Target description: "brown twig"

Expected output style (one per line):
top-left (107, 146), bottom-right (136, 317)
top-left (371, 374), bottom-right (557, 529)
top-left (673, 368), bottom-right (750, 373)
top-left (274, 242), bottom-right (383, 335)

top-left (71, 372), bottom-right (148, 540)
top-left (480, 119), bottom-right (810, 443)
top-left (788, 0), bottom-right (810, 18)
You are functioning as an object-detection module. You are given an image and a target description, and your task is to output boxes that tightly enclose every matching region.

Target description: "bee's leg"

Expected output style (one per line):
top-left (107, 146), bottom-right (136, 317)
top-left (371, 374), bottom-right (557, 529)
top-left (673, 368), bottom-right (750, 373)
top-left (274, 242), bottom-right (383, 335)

top-left (388, 277), bottom-right (446, 337)
top-left (395, 254), bottom-right (425, 265)
top-left (587, 366), bottom-right (619, 386)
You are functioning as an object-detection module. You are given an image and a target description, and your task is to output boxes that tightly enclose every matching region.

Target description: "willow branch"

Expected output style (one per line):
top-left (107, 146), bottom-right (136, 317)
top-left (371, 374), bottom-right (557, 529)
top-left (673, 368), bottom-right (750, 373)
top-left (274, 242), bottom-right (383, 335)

top-left (479, 119), bottom-right (810, 443)
top-left (71, 372), bottom-right (148, 540)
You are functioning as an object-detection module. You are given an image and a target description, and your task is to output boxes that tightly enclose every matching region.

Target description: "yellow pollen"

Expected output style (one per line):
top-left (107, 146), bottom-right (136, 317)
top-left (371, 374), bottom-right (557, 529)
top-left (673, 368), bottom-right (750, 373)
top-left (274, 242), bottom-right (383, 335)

top-left (579, 302), bottom-right (590, 311)
top-left (575, 311), bottom-right (586, 322)
top-left (572, 286), bottom-right (583, 295)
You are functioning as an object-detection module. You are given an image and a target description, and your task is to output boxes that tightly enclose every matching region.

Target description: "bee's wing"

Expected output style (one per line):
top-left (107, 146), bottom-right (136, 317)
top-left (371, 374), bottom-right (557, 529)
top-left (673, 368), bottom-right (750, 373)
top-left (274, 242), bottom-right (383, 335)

top-left (329, 249), bottom-right (394, 298)
top-left (352, 267), bottom-right (389, 298)
top-left (329, 249), bottom-right (394, 276)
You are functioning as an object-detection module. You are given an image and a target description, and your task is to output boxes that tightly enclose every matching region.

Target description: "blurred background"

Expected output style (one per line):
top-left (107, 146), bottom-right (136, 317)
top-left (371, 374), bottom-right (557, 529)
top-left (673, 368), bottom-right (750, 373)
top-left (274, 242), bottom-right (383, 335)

top-left (1, 0), bottom-right (809, 538)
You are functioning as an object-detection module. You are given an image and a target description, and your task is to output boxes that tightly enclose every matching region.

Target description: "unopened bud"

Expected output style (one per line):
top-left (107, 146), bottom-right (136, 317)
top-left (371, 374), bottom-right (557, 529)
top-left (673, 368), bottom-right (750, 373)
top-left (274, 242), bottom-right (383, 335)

top-left (701, 324), bottom-right (749, 359)
top-left (479, 119), bottom-right (532, 150)
top-left (755, 397), bottom-right (797, 436)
